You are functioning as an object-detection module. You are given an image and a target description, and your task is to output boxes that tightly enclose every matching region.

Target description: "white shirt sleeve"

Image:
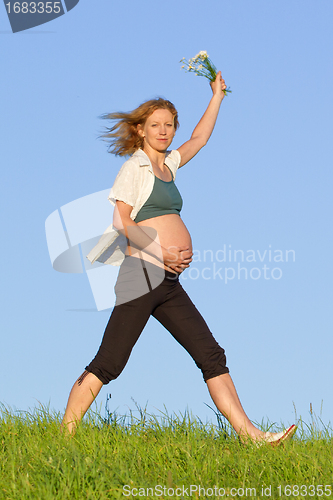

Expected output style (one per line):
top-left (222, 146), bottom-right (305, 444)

top-left (108, 158), bottom-right (140, 208)
top-left (165, 149), bottom-right (181, 180)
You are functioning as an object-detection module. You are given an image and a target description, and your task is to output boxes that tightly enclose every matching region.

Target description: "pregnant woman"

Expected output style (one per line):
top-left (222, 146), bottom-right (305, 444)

top-left (62, 71), bottom-right (296, 445)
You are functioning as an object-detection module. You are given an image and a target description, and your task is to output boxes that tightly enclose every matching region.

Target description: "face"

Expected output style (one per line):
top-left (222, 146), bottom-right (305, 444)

top-left (138, 108), bottom-right (175, 153)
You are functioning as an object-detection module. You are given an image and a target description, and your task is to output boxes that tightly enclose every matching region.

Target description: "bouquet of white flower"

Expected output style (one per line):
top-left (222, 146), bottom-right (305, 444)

top-left (180, 51), bottom-right (231, 95)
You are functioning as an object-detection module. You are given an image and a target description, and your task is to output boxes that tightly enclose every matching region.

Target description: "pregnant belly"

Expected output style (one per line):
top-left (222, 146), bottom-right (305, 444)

top-left (128, 214), bottom-right (192, 271)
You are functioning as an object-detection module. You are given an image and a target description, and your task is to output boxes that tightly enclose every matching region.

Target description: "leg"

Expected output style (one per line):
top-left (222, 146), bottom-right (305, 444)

top-left (206, 373), bottom-right (265, 439)
top-left (152, 281), bottom-right (269, 441)
top-left (152, 280), bottom-right (229, 381)
top-left (208, 373), bottom-right (297, 445)
top-left (61, 299), bottom-right (152, 434)
top-left (62, 260), bottom-right (163, 434)
top-left (61, 370), bottom-right (103, 435)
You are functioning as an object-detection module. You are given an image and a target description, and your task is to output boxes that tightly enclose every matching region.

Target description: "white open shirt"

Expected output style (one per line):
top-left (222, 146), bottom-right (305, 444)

top-left (86, 148), bottom-right (181, 266)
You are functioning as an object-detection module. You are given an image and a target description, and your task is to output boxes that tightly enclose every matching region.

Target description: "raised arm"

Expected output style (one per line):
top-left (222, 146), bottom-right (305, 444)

top-left (177, 71), bottom-right (227, 167)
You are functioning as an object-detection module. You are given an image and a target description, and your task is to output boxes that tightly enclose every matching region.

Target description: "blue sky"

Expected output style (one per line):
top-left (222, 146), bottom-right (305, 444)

top-left (1, 0), bottom-right (332, 429)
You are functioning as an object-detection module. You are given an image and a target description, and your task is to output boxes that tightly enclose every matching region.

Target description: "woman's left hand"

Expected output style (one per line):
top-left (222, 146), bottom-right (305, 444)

top-left (210, 70), bottom-right (227, 99)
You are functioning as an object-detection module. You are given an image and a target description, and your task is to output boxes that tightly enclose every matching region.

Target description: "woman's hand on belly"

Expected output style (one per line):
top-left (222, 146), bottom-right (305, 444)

top-left (162, 245), bottom-right (193, 273)
top-left (136, 214), bottom-right (193, 273)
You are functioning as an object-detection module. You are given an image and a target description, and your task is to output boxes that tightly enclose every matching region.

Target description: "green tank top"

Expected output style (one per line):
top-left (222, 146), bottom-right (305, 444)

top-left (135, 168), bottom-right (183, 223)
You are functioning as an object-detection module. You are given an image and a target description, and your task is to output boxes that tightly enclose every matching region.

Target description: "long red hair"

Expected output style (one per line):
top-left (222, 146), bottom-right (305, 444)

top-left (99, 98), bottom-right (179, 156)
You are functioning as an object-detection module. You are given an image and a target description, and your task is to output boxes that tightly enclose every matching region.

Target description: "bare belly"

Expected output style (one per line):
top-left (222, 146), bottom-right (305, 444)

top-left (127, 214), bottom-right (192, 272)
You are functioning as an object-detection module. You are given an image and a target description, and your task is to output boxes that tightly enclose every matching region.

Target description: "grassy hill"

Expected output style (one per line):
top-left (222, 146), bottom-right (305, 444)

top-left (1, 403), bottom-right (332, 499)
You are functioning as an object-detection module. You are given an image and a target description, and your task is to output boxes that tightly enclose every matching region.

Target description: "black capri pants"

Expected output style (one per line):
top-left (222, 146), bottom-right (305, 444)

top-left (86, 256), bottom-right (229, 384)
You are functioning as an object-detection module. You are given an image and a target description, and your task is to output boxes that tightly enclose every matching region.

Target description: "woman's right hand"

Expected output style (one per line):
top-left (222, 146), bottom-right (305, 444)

top-left (163, 246), bottom-right (193, 273)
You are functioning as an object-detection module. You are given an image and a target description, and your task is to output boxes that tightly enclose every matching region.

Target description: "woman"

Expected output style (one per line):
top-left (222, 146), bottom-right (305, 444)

top-left (62, 71), bottom-right (296, 445)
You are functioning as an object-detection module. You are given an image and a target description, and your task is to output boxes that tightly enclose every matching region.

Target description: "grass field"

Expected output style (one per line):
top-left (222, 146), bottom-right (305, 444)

top-left (1, 401), bottom-right (332, 499)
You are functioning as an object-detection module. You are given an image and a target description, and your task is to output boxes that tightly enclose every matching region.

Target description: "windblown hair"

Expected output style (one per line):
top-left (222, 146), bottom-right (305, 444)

top-left (99, 98), bottom-right (179, 156)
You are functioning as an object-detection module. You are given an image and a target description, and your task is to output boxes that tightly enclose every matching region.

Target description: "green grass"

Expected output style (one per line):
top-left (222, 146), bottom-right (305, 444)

top-left (1, 402), bottom-right (332, 500)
